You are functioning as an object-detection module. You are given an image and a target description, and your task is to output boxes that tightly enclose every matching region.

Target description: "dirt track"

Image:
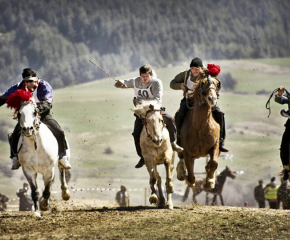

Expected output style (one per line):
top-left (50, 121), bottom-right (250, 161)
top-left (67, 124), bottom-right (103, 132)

top-left (1, 199), bottom-right (290, 239)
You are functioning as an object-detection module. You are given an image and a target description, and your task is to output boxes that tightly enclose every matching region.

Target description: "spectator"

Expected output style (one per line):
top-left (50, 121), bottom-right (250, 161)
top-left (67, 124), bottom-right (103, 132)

top-left (0, 194), bottom-right (9, 211)
top-left (254, 180), bottom-right (265, 208)
top-left (265, 177), bottom-right (279, 209)
top-left (16, 183), bottom-right (33, 211)
top-left (277, 178), bottom-right (290, 209)
top-left (115, 185), bottom-right (130, 207)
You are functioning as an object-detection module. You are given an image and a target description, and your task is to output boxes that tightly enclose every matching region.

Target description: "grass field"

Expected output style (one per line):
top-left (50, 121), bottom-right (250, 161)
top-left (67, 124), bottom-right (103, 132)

top-left (1, 57), bottom-right (289, 207)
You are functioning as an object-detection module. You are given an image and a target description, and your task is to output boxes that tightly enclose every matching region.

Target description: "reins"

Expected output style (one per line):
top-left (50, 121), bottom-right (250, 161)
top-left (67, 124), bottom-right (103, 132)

top-left (143, 109), bottom-right (165, 142)
top-left (266, 88), bottom-right (290, 117)
top-left (185, 75), bottom-right (219, 109)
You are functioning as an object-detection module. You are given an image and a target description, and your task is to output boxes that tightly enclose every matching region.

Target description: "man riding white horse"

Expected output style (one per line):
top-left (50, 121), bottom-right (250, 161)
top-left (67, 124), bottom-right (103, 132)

top-left (115, 64), bottom-right (183, 168)
top-left (0, 68), bottom-right (71, 170)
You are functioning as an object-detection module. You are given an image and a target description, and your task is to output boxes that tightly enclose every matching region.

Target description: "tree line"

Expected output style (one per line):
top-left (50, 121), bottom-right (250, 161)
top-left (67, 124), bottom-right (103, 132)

top-left (0, 0), bottom-right (289, 91)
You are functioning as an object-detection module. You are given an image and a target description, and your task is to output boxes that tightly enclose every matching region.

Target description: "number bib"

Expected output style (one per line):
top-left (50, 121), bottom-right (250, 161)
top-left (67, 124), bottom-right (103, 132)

top-left (133, 80), bottom-right (154, 99)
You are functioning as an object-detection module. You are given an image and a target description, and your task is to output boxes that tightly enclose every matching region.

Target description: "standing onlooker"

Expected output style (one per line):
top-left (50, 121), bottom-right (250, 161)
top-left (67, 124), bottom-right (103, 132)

top-left (254, 180), bottom-right (265, 208)
top-left (115, 185), bottom-right (130, 207)
top-left (277, 178), bottom-right (290, 209)
top-left (16, 183), bottom-right (33, 211)
top-left (265, 177), bottom-right (279, 209)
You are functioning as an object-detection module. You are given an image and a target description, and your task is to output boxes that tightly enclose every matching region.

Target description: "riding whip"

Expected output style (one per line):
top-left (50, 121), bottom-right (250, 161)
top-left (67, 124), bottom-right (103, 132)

top-left (89, 60), bottom-right (118, 81)
top-left (266, 87), bottom-right (290, 117)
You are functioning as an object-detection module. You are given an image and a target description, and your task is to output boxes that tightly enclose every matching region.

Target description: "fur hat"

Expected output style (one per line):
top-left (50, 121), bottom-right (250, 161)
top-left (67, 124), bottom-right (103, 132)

top-left (190, 58), bottom-right (203, 68)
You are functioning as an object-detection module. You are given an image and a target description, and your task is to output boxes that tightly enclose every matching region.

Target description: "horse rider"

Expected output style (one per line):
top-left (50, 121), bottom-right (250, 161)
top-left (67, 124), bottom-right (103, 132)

top-left (275, 86), bottom-right (290, 180)
top-left (0, 68), bottom-right (71, 170)
top-left (170, 57), bottom-right (228, 153)
top-left (115, 64), bottom-right (183, 168)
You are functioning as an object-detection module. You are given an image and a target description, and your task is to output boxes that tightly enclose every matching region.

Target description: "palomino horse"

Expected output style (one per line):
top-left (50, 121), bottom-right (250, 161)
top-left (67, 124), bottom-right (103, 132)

top-left (182, 166), bottom-right (236, 205)
top-left (6, 90), bottom-right (70, 216)
top-left (132, 101), bottom-right (175, 209)
top-left (177, 70), bottom-right (221, 190)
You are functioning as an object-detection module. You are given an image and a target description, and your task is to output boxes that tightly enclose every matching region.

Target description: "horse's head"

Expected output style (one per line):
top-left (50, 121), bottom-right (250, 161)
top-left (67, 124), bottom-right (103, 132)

top-left (18, 101), bottom-right (39, 137)
top-left (132, 100), bottom-right (164, 146)
top-left (6, 90), bottom-right (39, 137)
top-left (190, 71), bottom-right (221, 108)
top-left (223, 166), bottom-right (236, 179)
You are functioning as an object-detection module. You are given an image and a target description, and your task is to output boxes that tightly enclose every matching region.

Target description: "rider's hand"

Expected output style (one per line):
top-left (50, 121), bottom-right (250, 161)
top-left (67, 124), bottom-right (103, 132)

top-left (115, 80), bottom-right (127, 88)
top-left (133, 98), bottom-right (142, 106)
top-left (278, 86), bottom-right (285, 96)
top-left (180, 83), bottom-right (187, 91)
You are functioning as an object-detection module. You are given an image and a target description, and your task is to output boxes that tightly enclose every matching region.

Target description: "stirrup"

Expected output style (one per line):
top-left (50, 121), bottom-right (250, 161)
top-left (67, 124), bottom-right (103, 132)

top-left (11, 157), bottom-right (21, 170)
top-left (172, 142), bottom-right (184, 153)
top-left (59, 156), bottom-right (71, 169)
top-left (135, 158), bottom-right (144, 168)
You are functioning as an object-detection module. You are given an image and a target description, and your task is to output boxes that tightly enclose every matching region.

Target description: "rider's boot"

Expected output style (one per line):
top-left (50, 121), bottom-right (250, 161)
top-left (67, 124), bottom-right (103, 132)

top-left (135, 158), bottom-right (145, 168)
top-left (219, 138), bottom-right (228, 152)
top-left (59, 152), bottom-right (71, 169)
top-left (11, 156), bottom-right (21, 170)
top-left (282, 165), bottom-right (290, 181)
top-left (171, 142), bottom-right (183, 153)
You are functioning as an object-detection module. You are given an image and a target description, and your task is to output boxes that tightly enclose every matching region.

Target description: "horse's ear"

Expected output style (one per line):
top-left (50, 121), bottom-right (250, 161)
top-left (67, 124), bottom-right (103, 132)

top-left (226, 166), bottom-right (229, 169)
top-left (149, 104), bottom-right (154, 111)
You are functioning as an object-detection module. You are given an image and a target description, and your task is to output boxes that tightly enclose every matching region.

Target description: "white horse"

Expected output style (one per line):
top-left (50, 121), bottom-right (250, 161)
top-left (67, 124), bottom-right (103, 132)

top-left (7, 90), bottom-right (70, 216)
top-left (132, 101), bottom-right (175, 209)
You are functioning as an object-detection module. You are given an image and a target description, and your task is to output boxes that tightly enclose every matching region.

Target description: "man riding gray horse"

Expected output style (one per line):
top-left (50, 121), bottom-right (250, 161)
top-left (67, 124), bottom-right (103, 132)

top-left (0, 68), bottom-right (71, 170)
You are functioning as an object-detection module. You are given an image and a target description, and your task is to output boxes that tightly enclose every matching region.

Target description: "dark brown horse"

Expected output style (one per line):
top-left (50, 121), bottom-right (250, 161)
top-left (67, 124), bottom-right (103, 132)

top-left (176, 69), bottom-right (221, 190)
top-left (182, 166), bottom-right (236, 205)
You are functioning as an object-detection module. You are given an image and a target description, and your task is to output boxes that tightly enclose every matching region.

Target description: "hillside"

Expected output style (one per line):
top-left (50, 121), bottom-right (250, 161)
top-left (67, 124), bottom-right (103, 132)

top-left (0, 0), bottom-right (289, 91)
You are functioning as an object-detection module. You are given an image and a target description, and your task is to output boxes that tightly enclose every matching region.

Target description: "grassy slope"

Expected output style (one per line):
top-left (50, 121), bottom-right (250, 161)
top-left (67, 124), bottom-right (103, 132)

top-left (0, 58), bottom-right (289, 206)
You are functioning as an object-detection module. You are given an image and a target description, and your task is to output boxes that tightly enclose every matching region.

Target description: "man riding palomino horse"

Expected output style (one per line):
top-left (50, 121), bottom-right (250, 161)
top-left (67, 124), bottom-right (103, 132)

top-left (114, 64), bottom-right (183, 168)
top-left (0, 68), bottom-right (71, 170)
top-left (170, 57), bottom-right (228, 153)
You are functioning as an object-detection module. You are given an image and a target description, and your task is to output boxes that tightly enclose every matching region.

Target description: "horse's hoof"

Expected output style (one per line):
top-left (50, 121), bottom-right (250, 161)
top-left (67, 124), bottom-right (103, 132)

top-left (34, 211), bottom-right (42, 218)
top-left (185, 178), bottom-right (195, 188)
top-left (149, 194), bottom-right (158, 204)
top-left (158, 201), bottom-right (166, 208)
top-left (40, 198), bottom-right (49, 211)
top-left (62, 190), bottom-right (70, 201)
top-left (166, 202), bottom-right (174, 210)
top-left (204, 178), bottom-right (215, 190)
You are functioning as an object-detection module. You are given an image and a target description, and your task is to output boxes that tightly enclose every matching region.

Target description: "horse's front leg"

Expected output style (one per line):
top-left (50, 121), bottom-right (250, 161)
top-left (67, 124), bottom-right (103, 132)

top-left (23, 168), bottom-right (40, 215)
top-left (155, 165), bottom-right (166, 208)
top-left (144, 154), bottom-right (158, 205)
top-left (205, 147), bottom-right (219, 190)
top-left (40, 168), bottom-right (55, 211)
top-left (184, 152), bottom-right (195, 187)
top-left (59, 167), bottom-right (70, 201)
top-left (164, 157), bottom-right (174, 209)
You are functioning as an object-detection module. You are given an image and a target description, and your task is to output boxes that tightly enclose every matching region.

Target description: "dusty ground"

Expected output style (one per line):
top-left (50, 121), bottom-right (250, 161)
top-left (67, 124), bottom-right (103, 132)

top-left (1, 199), bottom-right (290, 239)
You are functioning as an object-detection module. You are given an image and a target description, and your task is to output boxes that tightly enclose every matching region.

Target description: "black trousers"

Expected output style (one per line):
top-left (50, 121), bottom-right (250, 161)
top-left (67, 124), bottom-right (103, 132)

top-left (9, 114), bottom-right (67, 158)
top-left (132, 111), bottom-right (177, 160)
top-left (280, 126), bottom-right (290, 166)
top-left (258, 201), bottom-right (265, 208)
top-left (175, 97), bottom-right (226, 145)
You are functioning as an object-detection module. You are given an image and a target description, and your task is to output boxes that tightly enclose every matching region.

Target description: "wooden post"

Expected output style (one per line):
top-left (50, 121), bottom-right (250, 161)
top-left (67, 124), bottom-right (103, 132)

top-left (145, 188), bottom-right (147, 206)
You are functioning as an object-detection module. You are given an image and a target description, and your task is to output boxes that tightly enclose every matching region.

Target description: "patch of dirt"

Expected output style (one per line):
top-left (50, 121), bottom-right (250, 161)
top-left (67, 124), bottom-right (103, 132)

top-left (1, 200), bottom-right (290, 239)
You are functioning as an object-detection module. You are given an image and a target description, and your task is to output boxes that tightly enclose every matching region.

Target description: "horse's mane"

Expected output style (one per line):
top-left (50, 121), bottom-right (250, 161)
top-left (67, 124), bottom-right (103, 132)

top-left (132, 100), bottom-right (161, 118)
top-left (6, 90), bottom-right (33, 112)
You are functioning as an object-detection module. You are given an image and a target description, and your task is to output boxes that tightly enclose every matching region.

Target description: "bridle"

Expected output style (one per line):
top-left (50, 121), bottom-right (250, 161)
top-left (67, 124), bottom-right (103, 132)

top-left (16, 101), bottom-right (41, 153)
top-left (143, 109), bottom-right (165, 142)
top-left (186, 75), bottom-right (220, 109)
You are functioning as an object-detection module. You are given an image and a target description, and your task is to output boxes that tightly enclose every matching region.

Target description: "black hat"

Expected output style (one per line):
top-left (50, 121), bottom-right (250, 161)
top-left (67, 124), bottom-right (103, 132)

top-left (271, 177), bottom-right (275, 182)
top-left (190, 57), bottom-right (203, 68)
